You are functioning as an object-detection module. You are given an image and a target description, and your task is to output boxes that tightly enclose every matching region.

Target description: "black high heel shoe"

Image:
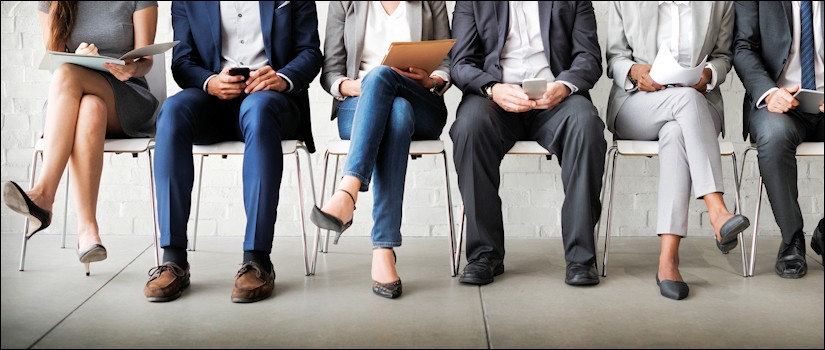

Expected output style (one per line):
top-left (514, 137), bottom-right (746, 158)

top-left (310, 189), bottom-right (356, 244)
top-left (372, 248), bottom-right (402, 299)
top-left (3, 181), bottom-right (52, 237)
top-left (78, 243), bottom-right (107, 276)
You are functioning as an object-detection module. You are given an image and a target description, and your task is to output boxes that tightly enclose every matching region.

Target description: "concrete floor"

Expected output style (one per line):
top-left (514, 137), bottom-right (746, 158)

top-left (1, 233), bottom-right (823, 349)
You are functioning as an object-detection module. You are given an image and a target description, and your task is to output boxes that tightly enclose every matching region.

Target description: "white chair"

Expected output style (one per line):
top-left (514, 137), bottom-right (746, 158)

top-left (186, 140), bottom-right (317, 276)
top-left (454, 141), bottom-right (557, 274)
top-left (312, 140), bottom-right (458, 276)
top-left (739, 141), bottom-right (825, 276)
top-left (19, 54), bottom-right (167, 271)
top-left (599, 140), bottom-right (747, 278)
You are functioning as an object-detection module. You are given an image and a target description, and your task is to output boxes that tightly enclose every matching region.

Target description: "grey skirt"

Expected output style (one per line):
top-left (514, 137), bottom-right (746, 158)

top-left (42, 71), bottom-right (158, 138)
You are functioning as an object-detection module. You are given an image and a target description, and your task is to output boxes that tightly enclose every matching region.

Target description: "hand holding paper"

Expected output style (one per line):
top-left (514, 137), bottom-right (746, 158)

top-left (648, 46), bottom-right (707, 87)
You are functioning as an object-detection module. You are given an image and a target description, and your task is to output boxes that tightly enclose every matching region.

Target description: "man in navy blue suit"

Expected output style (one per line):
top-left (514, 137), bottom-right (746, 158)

top-left (144, 1), bottom-right (322, 303)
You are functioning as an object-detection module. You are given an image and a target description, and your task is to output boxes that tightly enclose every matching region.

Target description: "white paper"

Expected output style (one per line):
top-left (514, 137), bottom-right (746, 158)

top-left (648, 46), bottom-right (707, 86)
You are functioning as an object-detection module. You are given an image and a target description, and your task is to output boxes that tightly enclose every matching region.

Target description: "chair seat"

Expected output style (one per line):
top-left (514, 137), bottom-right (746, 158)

top-left (796, 142), bottom-right (824, 156)
top-left (326, 140), bottom-right (445, 155)
top-left (616, 140), bottom-right (734, 156)
top-left (507, 141), bottom-right (551, 155)
top-left (34, 138), bottom-right (153, 153)
top-left (191, 140), bottom-right (299, 156)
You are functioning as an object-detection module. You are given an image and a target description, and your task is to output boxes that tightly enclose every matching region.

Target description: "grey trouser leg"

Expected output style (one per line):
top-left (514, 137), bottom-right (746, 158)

top-left (451, 94), bottom-right (606, 265)
top-left (749, 108), bottom-right (825, 244)
top-left (614, 87), bottom-right (722, 237)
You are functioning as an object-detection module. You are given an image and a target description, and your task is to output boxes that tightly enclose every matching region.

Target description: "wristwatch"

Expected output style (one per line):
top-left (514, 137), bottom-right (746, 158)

top-left (429, 77), bottom-right (442, 94)
top-left (482, 82), bottom-right (498, 100)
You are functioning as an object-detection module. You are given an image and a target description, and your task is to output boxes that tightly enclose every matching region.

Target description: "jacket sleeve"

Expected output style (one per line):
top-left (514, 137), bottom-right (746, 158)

top-left (606, 1), bottom-right (636, 90)
top-left (733, 1), bottom-right (777, 101)
top-left (431, 1), bottom-right (452, 76)
top-left (553, 1), bottom-right (602, 93)
top-left (276, 1), bottom-right (323, 95)
top-left (449, 1), bottom-right (499, 96)
top-left (707, 1), bottom-right (734, 87)
top-left (170, 1), bottom-right (216, 90)
top-left (321, 1), bottom-right (348, 94)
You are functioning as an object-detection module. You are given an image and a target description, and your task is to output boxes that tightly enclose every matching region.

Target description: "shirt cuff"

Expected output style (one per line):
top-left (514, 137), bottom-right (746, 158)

top-left (330, 77), bottom-right (348, 101)
top-left (756, 87), bottom-right (778, 109)
top-left (623, 77), bottom-right (638, 92)
top-left (556, 80), bottom-right (579, 96)
top-left (705, 63), bottom-right (719, 91)
top-left (203, 74), bottom-right (218, 92)
top-left (430, 69), bottom-right (451, 95)
top-left (276, 73), bottom-right (294, 93)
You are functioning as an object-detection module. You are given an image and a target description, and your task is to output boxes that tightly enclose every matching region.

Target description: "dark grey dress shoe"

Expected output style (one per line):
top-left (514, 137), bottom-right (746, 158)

top-left (372, 248), bottom-right (402, 299)
top-left (564, 262), bottom-right (599, 286)
top-left (716, 215), bottom-right (750, 253)
top-left (776, 234), bottom-right (807, 279)
top-left (459, 257), bottom-right (504, 285)
top-left (656, 273), bottom-right (689, 300)
top-left (811, 218), bottom-right (824, 256)
top-left (310, 189), bottom-right (356, 244)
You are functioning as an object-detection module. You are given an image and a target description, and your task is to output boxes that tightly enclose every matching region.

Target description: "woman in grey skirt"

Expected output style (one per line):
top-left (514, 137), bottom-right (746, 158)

top-left (2, 1), bottom-right (159, 275)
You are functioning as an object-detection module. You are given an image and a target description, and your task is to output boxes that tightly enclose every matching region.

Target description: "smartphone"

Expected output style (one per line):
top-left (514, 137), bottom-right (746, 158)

top-left (522, 78), bottom-right (547, 100)
top-left (228, 67), bottom-right (250, 82)
top-left (792, 89), bottom-right (824, 115)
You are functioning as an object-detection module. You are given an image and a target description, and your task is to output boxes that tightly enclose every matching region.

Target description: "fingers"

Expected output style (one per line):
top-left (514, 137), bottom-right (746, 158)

top-left (786, 85), bottom-right (801, 94)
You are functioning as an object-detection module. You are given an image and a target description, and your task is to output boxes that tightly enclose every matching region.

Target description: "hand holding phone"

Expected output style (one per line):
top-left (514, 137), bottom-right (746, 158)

top-left (522, 78), bottom-right (547, 100)
top-left (228, 67), bottom-right (250, 82)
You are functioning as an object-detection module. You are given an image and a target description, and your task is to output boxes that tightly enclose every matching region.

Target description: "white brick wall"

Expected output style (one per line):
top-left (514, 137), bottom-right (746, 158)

top-left (2, 1), bottom-right (823, 241)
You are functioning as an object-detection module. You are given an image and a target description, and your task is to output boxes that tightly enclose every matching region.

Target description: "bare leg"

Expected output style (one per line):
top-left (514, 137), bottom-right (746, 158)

top-left (70, 95), bottom-right (115, 249)
top-left (319, 175), bottom-right (360, 224)
top-left (704, 193), bottom-right (734, 242)
top-left (26, 65), bottom-right (118, 213)
top-left (658, 234), bottom-right (683, 281)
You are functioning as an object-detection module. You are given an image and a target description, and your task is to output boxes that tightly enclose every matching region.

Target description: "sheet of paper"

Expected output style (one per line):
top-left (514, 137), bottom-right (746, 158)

top-left (119, 41), bottom-right (179, 61)
top-left (39, 52), bottom-right (124, 72)
top-left (648, 46), bottom-right (707, 86)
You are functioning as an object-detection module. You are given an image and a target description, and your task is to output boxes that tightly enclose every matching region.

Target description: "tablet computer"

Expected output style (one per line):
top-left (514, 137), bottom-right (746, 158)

top-left (793, 89), bottom-right (824, 115)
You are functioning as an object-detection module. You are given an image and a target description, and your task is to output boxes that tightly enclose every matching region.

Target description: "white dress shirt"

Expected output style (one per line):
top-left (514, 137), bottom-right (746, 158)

top-left (499, 1), bottom-right (577, 94)
top-left (203, 2), bottom-right (293, 92)
top-left (330, 1), bottom-right (450, 99)
top-left (625, 1), bottom-right (718, 91)
top-left (757, 1), bottom-right (824, 108)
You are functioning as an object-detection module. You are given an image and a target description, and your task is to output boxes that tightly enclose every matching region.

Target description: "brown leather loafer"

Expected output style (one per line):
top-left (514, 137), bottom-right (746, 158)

top-left (144, 262), bottom-right (190, 302)
top-left (231, 262), bottom-right (275, 303)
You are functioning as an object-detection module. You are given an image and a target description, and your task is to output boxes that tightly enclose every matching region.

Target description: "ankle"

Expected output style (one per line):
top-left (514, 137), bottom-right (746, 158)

top-left (162, 246), bottom-right (189, 269)
top-left (243, 250), bottom-right (272, 272)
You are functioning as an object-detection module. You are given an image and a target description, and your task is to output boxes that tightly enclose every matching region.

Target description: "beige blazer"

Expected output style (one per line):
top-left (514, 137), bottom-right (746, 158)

top-left (605, 1), bottom-right (734, 133)
top-left (321, 1), bottom-right (451, 119)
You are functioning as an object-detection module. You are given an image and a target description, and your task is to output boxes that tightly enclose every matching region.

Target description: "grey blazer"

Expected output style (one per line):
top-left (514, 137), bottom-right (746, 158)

top-left (605, 1), bottom-right (735, 133)
top-left (321, 1), bottom-right (452, 119)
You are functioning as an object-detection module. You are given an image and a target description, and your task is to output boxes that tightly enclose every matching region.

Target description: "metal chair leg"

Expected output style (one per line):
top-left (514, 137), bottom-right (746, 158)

top-left (729, 153), bottom-right (748, 277)
top-left (323, 155), bottom-right (341, 252)
top-left (61, 172), bottom-right (70, 249)
top-left (294, 152), bottom-right (311, 276)
top-left (148, 149), bottom-right (160, 266)
top-left (595, 145), bottom-right (616, 273)
top-left (456, 204), bottom-right (465, 275)
top-left (748, 177), bottom-right (764, 277)
top-left (190, 155), bottom-right (205, 251)
top-left (315, 151), bottom-right (331, 255)
top-left (441, 151), bottom-right (458, 276)
top-left (19, 150), bottom-right (40, 271)
top-left (602, 147), bottom-right (619, 277)
top-left (299, 146), bottom-right (321, 276)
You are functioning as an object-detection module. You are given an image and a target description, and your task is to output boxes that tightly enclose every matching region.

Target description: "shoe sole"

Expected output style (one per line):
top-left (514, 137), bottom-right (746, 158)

top-left (565, 278), bottom-right (600, 286)
top-left (3, 183), bottom-right (44, 237)
top-left (775, 267), bottom-right (807, 279)
top-left (79, 246), bottom-right (107, 263)
top-left (719, 216), bottom-right (750, 245)
top-left (459, 265), bottom-right (504, 285)
top-left (147, 280), bottom-right (190, 302)
top-left (231, 292), bottom-right (272, 303)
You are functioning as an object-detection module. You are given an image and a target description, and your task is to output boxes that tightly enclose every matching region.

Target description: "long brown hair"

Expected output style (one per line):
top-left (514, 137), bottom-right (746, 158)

top-left (46, 1), bottom-right (78, 52)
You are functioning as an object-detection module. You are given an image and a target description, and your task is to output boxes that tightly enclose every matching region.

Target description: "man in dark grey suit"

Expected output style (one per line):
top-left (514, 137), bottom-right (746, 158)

top-left (734, 1), bottom-right (824, 279)
top-left (450, 1), bottom-right (606, 286)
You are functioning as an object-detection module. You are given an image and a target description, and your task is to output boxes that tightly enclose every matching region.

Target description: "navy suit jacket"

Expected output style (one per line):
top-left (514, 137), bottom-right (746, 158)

top-left (733, 1), bottom-right (825, 140)
top-left (170, 1), bottom-right (323, 152)
top-left (450, 1), bottom-right (602, 99)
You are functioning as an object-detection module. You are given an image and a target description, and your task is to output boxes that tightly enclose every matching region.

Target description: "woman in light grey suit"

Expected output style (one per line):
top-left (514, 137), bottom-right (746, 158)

top-left (606, 1), bottom-right (750, 300)
top-left (311, 1), bottom-right (451, 299)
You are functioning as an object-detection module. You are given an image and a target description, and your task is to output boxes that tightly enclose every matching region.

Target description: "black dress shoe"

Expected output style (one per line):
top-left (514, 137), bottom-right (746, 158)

top-left (3, 181), bottom-right (52, 238)
top-left (716, 215), bottom-right (750, 253)
top-left (459, 257), bottom-right (504, 285)
top-left (811, 218), bottom-right (824, 257)
top-left (776, 234), bottom-right (807, 279)
top-left (656, 273), bottom-right (689, 300)
top-left (565, 262), bottom-right (599, 286)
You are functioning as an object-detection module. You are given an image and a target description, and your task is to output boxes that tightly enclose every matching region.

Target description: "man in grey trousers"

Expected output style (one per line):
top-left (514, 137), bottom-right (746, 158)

top-left (734, 1), bottom-right (825, 279)
top-left (449, 1), bottom-right (606, 286)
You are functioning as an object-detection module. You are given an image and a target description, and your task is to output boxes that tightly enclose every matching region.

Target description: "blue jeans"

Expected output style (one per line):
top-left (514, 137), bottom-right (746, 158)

top-left (154, 88), bottom-right (299, 253)
top-left (336, 66), bottom-right (447, 247)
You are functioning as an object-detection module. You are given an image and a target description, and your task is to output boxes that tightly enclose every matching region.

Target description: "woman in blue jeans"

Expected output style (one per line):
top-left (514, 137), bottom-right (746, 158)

top-left (312, 1), bottom-right (451, 299)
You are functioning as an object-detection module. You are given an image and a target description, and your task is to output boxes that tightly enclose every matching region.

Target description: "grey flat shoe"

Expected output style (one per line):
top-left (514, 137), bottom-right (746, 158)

top-left (716, 215), bottom-right (750, 253)
top-left (656, 273), bottom-right (689, 300)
